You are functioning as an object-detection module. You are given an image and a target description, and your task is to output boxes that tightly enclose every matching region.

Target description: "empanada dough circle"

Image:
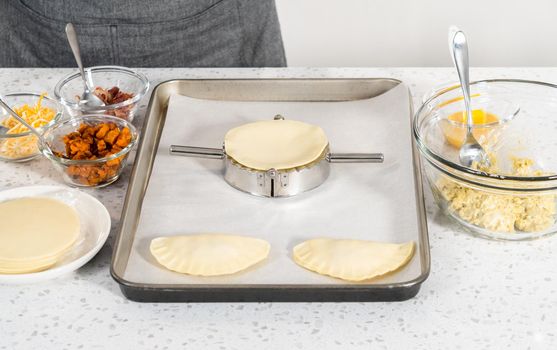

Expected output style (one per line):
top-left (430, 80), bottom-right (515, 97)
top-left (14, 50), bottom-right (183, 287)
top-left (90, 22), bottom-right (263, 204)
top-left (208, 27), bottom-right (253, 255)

top-left (150, 234), bottom-right (271, 276)
top-left (0, 198), bottom-right (80, 270)
top-left (224, 119), bottom-right (328, 170)
top-left (0, 258), bottom-right (59, 274)
top-left (293, 238), bottom-right (415, 282)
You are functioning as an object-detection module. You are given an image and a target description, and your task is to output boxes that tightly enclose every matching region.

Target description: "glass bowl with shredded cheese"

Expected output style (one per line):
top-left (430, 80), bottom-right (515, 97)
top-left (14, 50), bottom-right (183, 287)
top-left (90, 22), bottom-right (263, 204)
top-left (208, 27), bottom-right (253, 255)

top-left (0, 93), bottom-right (62, 162)
top-left (414, 79), bottom-right (557, 241)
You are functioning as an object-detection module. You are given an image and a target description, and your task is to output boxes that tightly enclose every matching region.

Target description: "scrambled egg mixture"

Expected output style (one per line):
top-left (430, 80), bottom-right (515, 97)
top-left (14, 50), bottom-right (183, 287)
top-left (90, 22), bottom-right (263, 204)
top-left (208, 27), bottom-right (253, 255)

top-left (437, 158), bottom-right (556, 233)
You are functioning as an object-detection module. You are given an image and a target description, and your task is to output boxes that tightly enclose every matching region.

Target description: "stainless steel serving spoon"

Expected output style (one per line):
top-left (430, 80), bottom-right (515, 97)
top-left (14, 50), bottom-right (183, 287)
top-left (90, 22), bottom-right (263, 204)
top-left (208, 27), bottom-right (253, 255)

top-left (449, 28), bottom-right (490, 168)
top-left (0, 97), bottom-right (49, 149)
top-left (65, 23), bottom-right (105, 109)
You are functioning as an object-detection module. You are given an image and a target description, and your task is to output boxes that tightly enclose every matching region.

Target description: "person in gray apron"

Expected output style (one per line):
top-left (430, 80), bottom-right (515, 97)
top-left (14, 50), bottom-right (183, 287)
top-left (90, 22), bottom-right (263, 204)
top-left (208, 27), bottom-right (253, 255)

top-left (0, 0), bottom-right (286, 67)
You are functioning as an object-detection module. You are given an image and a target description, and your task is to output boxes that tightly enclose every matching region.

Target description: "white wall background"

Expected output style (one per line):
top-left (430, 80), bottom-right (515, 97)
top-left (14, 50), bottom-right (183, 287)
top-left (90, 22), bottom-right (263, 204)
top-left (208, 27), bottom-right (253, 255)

top-left (276, 0), bottom-right (555, 67)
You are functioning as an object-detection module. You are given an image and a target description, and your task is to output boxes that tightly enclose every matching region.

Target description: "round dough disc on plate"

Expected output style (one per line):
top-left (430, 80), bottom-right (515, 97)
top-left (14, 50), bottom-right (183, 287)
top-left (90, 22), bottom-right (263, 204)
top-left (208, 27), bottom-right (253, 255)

top-left (0, 197), bottom-right (80, 273)
top-left (224, 119), bottom-right (328, 170)
top-left (0, 186), bottom-right (111, 284)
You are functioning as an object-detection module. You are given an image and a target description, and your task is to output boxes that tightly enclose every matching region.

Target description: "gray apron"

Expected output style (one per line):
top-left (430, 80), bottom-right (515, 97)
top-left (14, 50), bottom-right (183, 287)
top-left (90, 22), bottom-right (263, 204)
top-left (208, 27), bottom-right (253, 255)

top-left (0, 0), bottom-right (286, 67)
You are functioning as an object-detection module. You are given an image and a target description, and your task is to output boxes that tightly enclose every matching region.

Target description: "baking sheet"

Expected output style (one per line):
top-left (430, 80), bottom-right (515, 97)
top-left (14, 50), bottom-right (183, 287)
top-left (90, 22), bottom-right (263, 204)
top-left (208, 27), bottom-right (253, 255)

top-left (122, 83), bottom-right (424, 286)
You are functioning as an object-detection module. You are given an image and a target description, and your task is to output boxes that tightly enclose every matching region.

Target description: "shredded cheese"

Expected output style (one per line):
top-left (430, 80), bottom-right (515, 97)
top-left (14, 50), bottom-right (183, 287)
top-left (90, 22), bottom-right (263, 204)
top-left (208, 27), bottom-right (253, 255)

top-left (0, 94), bottom-right (56, 159)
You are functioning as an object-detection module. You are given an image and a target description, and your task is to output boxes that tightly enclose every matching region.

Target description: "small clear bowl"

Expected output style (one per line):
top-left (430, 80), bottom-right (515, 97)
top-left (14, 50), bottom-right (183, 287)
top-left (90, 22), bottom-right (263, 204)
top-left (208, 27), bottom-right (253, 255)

top-left (414, 79), bottom-right (557, 241)
top-left (0, 93), bottom-right (63, 162)
top-left (40, 115), bottom-right (138, 188)
top-left (54, 66), bottom-right (149, 122)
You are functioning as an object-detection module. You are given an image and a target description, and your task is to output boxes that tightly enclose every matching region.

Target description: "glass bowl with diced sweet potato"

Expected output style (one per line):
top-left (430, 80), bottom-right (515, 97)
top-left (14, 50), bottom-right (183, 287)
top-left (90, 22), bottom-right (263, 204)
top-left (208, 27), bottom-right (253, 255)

top-left (40, 115), bottom-right (138, 188)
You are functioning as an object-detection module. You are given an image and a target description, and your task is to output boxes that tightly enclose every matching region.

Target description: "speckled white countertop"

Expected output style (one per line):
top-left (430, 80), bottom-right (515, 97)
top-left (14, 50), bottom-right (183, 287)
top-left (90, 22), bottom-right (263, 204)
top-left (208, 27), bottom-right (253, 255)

top-left (1, 68), bottom-right (556, 350)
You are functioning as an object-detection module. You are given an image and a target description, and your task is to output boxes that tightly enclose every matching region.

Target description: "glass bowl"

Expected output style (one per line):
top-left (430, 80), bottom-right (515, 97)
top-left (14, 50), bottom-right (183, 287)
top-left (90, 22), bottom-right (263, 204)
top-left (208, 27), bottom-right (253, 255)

top-left (414, 79), bottom-right (557, 241)
top-left (54, 66), bottom-right (149, 122)
top-left (40, 115), bottom-right (138, 188)
top-left (0, 93), bottom-right (63, 162)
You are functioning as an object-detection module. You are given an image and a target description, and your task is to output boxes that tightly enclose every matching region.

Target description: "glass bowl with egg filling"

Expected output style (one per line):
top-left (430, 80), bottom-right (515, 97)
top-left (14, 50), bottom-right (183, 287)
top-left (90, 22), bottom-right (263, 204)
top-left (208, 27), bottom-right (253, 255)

top-left (0, 93), bottom-right (63, 162)
top-left (54, 66), bottom-right (149, 122)
top-left (40, 115), bottom-right (138, 188)
top-left (414, 79), bottom-right (557, 240)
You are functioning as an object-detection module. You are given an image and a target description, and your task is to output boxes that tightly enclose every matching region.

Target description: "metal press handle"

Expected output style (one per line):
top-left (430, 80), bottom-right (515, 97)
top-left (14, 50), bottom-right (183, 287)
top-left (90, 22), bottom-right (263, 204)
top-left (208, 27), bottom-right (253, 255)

top-left (169, 145), bottom-right (224, 159)
top-left (328, 153), bottom-right (384, 163)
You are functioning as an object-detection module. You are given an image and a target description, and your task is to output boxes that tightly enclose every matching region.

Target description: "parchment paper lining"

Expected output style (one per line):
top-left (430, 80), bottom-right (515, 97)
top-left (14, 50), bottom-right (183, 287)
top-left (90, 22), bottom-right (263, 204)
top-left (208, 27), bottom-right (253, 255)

top-left (123, 84), bottom-right (422, 285)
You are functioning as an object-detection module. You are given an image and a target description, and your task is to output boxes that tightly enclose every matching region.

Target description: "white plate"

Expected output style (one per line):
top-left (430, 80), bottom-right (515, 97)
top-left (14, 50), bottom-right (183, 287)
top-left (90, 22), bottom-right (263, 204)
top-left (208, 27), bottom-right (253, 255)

top-left (0, 185), bottom-right (111, 284)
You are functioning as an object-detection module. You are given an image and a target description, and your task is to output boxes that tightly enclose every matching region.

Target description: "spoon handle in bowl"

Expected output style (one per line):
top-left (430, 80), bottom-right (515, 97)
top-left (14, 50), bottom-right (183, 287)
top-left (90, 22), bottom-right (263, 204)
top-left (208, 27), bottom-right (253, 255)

top-left (450, 30), bottom-right (473, 134)
top-left (65, 23), bottom-right (90, 90)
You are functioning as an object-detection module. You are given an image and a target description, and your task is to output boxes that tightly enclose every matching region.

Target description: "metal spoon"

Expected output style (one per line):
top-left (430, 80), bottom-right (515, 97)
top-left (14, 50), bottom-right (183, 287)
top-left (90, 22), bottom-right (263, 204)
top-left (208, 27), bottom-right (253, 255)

top-left (449, 29), bottom-right (490, 168)
top-left (65, 23), bottom-right (105, 108)
top-left (0, 97), bottom-right (49, 149)
top-left (0, 123), bottom-right (8, 136)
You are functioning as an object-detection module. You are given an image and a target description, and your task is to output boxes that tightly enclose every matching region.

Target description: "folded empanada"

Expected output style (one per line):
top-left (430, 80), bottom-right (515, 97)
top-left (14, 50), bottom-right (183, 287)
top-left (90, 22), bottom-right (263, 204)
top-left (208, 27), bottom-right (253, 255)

top-left (293, 238), bottom-right (414, 282)
top-left (150, 234), bottom-right (270, 276)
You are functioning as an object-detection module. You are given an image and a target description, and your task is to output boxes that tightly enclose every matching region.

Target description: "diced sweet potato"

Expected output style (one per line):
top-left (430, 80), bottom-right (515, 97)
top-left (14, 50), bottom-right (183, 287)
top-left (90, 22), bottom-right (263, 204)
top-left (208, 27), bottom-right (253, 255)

top-left (115, 128), bottom-right (131, 148)
top-left (97, 139), bottom-right (106, 152)
top-left (104, 129), bottom-right (119, 145)
top-left (95, 124), bottom-right (110, 139)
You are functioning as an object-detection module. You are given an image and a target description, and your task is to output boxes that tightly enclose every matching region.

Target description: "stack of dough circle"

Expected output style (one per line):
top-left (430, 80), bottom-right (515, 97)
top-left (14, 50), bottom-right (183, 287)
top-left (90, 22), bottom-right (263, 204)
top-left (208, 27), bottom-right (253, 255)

top-left (0, 197), bottom-right (80, 274)
top-left (224, 119), bottom-right (329, 171)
